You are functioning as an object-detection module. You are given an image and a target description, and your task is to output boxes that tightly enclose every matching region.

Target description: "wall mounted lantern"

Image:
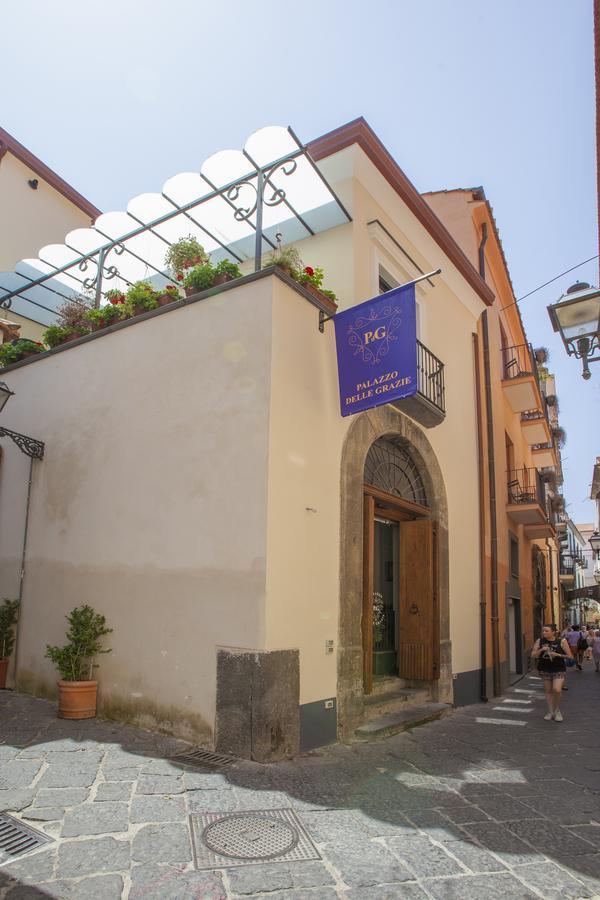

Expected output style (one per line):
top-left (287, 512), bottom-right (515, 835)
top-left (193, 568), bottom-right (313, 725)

top-left (547, 282), bottom-right (600, 379)
top-left (0, 381), bottom-right (14, 414)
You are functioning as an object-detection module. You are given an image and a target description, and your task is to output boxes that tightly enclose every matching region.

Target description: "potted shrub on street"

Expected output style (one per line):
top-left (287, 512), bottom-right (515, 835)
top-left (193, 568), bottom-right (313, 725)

top-left (213, 259), bottom-right (242, 286)
top-left (45, 605), bottom-right (112, 719)
top-left (0, 599), bottom-right (19, 690)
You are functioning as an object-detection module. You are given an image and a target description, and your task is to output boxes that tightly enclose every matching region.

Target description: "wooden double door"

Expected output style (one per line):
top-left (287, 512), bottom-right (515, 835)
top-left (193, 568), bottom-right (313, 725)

top-left (362, 485), bottom-right (440, 694)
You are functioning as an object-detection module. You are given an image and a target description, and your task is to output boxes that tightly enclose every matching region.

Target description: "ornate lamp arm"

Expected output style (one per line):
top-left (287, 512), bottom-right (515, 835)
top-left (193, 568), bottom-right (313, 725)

top-left (0, 426), bottom-right (44, 459)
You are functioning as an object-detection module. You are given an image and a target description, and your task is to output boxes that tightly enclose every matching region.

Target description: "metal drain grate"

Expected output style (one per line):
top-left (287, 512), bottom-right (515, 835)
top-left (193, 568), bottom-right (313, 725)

top-left (190, 809), bottom-right (321, 870)
top-left (171, 748), bottom-right (235, 770)
top-left (0, 812), bottom-right (52, 858)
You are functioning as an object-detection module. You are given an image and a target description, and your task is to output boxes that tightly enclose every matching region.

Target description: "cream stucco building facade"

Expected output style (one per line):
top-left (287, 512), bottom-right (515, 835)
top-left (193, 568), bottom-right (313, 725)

top-left (0, 127), bottom-right (100, 340)
top-left (0, 120), bottom-right (504, 759)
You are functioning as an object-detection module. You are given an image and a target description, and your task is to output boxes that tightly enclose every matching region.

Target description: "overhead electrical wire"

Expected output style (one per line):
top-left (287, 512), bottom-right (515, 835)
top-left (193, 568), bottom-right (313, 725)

top-left (499, 254), bottom-right (599, 312)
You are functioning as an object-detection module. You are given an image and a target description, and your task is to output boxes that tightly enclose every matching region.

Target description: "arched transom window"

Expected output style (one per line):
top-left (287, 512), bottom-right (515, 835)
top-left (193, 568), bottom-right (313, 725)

top-left (364, 437), bottom-right (428, 506)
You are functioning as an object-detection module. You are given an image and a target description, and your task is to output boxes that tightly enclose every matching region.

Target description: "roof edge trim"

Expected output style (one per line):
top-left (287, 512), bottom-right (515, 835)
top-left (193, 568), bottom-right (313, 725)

top-left (307, 117), bottom-right (495, 307)
top-left (0, 127), bottom-right (101, 221)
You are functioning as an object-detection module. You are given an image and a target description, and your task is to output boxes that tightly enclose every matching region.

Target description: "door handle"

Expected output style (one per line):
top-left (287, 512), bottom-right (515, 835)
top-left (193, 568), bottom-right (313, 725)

top-left (409, 603), bottom-right (419, 615)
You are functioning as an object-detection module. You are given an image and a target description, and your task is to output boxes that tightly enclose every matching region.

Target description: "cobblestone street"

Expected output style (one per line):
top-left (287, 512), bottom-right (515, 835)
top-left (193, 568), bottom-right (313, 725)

top-left (1, 667), bottom-right (600, 899)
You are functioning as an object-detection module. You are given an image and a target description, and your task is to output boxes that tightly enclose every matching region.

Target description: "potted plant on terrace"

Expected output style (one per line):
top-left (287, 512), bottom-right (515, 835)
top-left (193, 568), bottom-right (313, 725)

top-left (297, 265), bottom-right (338, 306)
top-left (42, 324), bottom-right (89, 348)
top-left (84, 305), bottom-right (124, 332)
top-left (263, 245), bottom-right (302, 279)
top-left (45, 605), bottom-right (112, 719)
top-left (165, 236), bottom-right (209, 280)
top-left (0, 599), bottom-right (19, 690)
top-left (0, 339), bottom-right (45, 366)
top-left (184, 262), bottom-right (216, 297)
top-left (123, 281), bottom-right (159, 317)
top-left (213, 259), bottom-right (242, 286)
top-left (156, 283), bottom-right (182, 307)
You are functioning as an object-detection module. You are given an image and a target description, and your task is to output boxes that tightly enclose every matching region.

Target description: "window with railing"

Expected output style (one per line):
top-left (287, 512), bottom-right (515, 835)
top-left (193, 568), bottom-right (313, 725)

top-left (416, 340), bottom-right (445, 413)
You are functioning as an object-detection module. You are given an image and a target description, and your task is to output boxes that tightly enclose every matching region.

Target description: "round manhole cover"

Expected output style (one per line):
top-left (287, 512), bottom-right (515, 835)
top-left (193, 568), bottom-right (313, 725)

top-left (202, 814), bottom-right (299, 860)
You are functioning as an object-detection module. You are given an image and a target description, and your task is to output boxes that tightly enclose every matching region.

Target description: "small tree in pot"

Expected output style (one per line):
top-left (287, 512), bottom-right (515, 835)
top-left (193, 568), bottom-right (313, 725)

top-left (0, 599), bottom-right (19, 689)
top-left (45, 605), bottom-right (112, 719)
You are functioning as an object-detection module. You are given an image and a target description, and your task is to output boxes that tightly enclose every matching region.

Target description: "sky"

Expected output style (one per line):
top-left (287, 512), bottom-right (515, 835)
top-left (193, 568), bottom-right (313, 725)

top-left (2, 0), bottom-right (598, 525)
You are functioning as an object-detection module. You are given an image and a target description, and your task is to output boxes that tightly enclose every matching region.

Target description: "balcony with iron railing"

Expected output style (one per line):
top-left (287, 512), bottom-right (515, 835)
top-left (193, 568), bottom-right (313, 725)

top-left (520, 407), bottom-right (552, 447)
top-left (560, 556), bottom-right (575, 583)
top-left (501, 343), bottom-right (544, 413)
top-left (507, 467), bottom-right (554, 538)
top-left (392, 340), bottom-right (445, 428)
top-left (531, 441), bottom-right (558, 470)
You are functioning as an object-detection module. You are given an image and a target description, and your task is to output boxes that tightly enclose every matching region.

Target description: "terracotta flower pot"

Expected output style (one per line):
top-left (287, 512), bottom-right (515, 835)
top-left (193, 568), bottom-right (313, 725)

top-left (0, 658), bottom-right (9, 690)
top-left (157, 292), bottom-right (179, 307)
top-left (57, 680), bottom-right (98, 719)
top-left (185, 287), bottom-right (197, 298)
top-left (213, 273), bottom-right (234, 286)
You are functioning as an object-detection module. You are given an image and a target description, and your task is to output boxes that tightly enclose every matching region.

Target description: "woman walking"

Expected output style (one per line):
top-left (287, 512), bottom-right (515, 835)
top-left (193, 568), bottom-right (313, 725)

top-left (532, 624), bottom-right (572, 721)
top-left (565, 625), bottom-right (585, 670)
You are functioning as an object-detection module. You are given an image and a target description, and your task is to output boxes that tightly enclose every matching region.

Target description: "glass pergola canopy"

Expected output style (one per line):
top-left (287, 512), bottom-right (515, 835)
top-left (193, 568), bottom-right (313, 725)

top-left (0, 126), bottom-right (351, 325)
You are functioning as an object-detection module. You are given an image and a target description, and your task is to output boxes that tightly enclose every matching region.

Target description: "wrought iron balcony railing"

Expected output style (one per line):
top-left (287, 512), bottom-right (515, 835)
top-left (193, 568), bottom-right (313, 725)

top-left (507, 467), bottom-right (546, 508)
top-left (560, 557), bottom-right (575, 575)
top-left (502, 342), bottom-right (539, 382)
top-left (416, 340), bottom-right (445, 413)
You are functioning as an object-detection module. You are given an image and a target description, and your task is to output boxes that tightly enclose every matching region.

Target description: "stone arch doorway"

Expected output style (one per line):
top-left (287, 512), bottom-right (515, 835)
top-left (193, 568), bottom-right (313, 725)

top-left (338, 405), bottom-right (451, 739)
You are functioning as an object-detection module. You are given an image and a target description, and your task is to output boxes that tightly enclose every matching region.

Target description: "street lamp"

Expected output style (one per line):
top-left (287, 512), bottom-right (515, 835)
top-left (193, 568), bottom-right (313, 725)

top-left (0, 381), bottom-right (14, 413)
top-left (589, 531), bottom-right (600, 554)
top-left (547, 282), bottom-right (600, 380)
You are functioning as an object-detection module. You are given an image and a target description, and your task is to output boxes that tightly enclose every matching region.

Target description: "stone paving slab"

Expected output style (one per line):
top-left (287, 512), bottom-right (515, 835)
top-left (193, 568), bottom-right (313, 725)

top-left (1, 668), bottom-right (600, 898)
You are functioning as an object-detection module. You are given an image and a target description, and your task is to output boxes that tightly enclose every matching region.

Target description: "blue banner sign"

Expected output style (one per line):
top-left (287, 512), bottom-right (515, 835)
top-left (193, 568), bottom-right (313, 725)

top-left (333, 284), bottom-right (417, 417)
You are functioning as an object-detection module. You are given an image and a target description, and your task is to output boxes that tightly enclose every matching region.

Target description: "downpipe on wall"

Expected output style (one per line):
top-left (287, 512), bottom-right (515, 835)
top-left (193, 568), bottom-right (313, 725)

top-left (11, 456), bottom-right (35, 685)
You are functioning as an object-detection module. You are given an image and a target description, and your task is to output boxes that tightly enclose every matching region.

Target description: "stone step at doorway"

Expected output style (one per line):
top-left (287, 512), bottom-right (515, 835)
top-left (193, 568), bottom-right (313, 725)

top-left (354, 702), bottom-right (453, 741)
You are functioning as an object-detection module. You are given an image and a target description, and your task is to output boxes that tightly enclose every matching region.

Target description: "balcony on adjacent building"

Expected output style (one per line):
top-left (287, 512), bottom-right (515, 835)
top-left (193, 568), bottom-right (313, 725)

top-left (507, 467), bottom-right (554, 538)
top-left (521, 409), bottom-right (552, 446)
top-left (501, 343), bottom-right (543, 413)
top-left (559, 556), bottom-right (575, 585)
top-left (531, 441), bottom-right (558, 469)
top-left (391, 340), bottom-right (445, 428)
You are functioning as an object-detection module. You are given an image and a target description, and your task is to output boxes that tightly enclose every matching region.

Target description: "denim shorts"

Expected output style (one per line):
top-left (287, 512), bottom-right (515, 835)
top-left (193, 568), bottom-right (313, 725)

top-left (540, 671), bottom-right (565, 681)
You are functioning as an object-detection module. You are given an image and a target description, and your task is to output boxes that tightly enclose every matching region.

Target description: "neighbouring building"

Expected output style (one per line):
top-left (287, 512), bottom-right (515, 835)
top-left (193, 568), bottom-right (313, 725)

top-left (0, 127), bottom-right (100, 341)
top-left (424, 188), bottom-right (562, 690)
top-left (0, 119), bottom-right (572, 759)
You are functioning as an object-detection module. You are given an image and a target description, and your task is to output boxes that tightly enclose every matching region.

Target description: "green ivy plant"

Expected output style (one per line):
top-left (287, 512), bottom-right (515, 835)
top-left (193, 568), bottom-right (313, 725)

top-left (0, 339), bottom-right (45, 366)
top-left (45, 605), bottom-right (112, 682)
top-left (184, 262), bottom-right (216, 294)
top-left (0, 599), bottom-right (19, 660)
top-left (165, 236), bottom-right (208, 277)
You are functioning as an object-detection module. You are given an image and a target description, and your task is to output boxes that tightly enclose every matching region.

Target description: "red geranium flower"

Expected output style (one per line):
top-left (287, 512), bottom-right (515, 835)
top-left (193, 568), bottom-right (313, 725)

top-left (176, 273), bottom-right (184, 282)
top-left (304, 266), bottom-right (314, 276)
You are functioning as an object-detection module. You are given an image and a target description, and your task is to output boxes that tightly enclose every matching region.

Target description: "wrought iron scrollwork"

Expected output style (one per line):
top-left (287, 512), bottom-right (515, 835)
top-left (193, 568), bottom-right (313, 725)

top-left (0, 426), bottom-right (44, 459)
top-left (81, 242), bottom-right (125, 291)
top-left (0, 296), bottom-right (12, 310)
top-left (226, 155), bottom-right (298, 224)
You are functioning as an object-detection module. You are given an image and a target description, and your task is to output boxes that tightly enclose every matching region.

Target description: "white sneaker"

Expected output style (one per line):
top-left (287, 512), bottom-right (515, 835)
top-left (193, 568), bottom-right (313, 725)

top-left (544, 712), bottom-right (553, 720)
top-left (554, 710), bottom-right (563, 722)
